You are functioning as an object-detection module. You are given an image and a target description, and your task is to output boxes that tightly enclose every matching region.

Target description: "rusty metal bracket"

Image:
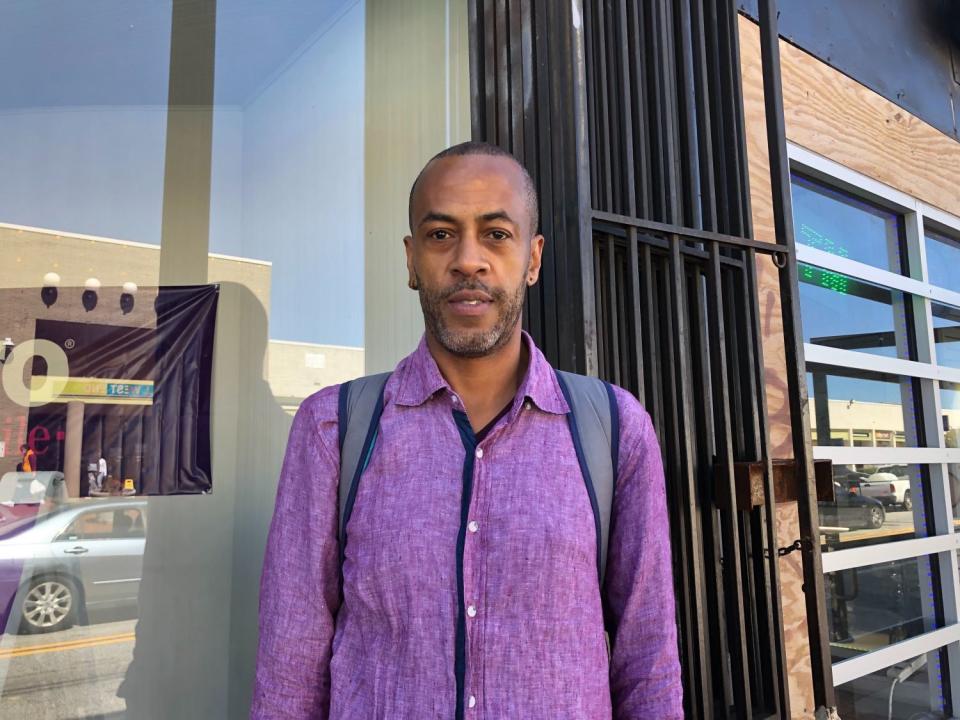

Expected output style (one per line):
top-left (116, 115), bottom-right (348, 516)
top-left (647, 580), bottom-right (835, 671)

top-left (715, 458), bottom-right (834, 511)
top-left (772, 458), bottom-right (834, 503)
top-left (714, 461), bottom-right (766, 511)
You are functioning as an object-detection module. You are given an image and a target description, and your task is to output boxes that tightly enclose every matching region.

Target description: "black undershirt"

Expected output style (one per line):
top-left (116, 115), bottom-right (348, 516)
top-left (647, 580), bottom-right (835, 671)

top-left (474, 400), bottom-right (514, 443)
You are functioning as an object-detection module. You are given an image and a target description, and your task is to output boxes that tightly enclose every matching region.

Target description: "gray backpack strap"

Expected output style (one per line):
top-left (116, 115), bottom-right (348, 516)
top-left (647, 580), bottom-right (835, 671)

top-left (555, 370), bottom-right (620, 587)
top-left (337, 372), bottom-right (391, 564)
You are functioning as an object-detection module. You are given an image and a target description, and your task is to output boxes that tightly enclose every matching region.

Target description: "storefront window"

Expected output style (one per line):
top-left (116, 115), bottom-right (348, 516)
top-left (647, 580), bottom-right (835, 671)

top-left (820, 463), bottom-right (929, 550)
top-left (807, 365), bottom-right (921, 447)
top-left (932, 302), bottom-right (960, 369)
top-left (0, 1), bottom-right (469, 717)
top-left (826, 555), bottom-right (941, 665)
top-left (835, 651), bottom-right (948, 720)
top-left (800, 264), bottom-right (914, 360)
top-left (925, 228), bottom-right (960, 292)
top-left (791, 172), bottom-right (905, 274)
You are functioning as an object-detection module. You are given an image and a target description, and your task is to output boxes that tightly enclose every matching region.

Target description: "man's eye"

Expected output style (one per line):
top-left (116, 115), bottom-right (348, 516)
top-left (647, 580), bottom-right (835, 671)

top-left (430, 230), bottom-right (451, 240)
top-left (489, 230), bottom-right (509, 241)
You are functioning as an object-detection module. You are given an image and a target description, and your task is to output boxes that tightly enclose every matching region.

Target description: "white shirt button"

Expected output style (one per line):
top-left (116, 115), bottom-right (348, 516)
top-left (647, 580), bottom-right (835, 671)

top-left (524, 401), bottom-right (532, 410)
top-left (475, 448), bottom-right (483, 459)
top-left (468, 695), bottom-right (477, 708)
top-left (467, 520), bottom-right (479, 533)
top-left (466, 604), bottom-right (477, 618)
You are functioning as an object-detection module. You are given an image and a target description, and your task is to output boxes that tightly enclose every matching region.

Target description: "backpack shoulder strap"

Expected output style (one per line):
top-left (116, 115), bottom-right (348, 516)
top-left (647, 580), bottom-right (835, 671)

top-left (337, 372), bottom-right (391, 563)
top-left (554, 370), bottom-right (620, 587)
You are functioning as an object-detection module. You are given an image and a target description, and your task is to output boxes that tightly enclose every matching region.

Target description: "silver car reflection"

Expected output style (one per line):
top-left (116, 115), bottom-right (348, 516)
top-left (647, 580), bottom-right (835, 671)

top-left (0, 500), bottom-right (146, 634)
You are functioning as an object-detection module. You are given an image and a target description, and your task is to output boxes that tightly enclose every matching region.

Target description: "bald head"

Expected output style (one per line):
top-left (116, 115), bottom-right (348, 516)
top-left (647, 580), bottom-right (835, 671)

top-left (408, 141), bottom-right (540, 237)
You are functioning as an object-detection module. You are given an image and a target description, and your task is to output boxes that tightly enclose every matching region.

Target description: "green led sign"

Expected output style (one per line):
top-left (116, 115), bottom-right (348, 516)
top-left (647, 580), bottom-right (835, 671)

top-left (799, 224), bottom-right (850, 294)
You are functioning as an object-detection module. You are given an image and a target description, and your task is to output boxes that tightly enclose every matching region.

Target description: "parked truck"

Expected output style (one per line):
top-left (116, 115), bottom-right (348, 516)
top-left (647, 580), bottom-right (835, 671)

top-left (857, 465), bottom-right (913, 510)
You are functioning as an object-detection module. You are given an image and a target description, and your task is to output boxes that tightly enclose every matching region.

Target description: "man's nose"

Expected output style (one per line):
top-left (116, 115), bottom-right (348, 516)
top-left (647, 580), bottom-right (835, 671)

top-left (451, 233), bottom-right (489, 278)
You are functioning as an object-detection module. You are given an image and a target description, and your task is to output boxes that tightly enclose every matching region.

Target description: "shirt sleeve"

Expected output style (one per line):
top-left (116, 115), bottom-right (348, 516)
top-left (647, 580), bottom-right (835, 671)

top-left (251, 389), bottom-right (342, 719)
top-left (605, 386), bottom-right (684, 719)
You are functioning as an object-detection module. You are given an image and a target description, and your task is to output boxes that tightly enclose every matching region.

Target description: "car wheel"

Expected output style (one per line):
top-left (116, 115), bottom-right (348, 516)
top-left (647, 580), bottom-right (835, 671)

top-left (901, 492), bottom-right (912, 511)
top-left (867, 506), bottom-right (884, 529)
top-left (19, 576), bottom-right (77, 634)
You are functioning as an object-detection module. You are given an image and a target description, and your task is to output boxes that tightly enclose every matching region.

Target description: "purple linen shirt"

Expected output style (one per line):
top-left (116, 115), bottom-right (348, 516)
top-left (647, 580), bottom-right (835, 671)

top-left (252, 333), bottom-right (682, 719)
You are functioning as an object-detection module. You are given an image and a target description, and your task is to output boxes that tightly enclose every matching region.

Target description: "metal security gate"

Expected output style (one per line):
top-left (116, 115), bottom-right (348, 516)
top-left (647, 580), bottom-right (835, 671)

top-left (470, 0), bottom-right (832, 717)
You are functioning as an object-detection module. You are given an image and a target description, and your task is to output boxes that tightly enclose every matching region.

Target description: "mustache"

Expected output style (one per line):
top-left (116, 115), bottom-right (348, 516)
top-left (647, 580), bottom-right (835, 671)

top-left (435, 279), bottom-right (505, 302)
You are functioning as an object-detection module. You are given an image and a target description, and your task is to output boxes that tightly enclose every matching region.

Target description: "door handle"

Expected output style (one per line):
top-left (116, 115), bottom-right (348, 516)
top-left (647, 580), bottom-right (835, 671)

top-left (63, 546), bottom-right (89, 555)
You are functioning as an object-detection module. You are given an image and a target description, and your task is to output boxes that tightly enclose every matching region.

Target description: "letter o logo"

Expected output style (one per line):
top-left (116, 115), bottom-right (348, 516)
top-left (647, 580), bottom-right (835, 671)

top-left (1, 340), bottom-right (69, 408)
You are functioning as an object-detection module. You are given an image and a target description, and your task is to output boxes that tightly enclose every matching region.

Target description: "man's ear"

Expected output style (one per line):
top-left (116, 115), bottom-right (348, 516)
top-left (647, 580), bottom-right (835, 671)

top-left (403, 235), bottom-right (417, 289)
top-left (526, 234), bottom-right (545, 286)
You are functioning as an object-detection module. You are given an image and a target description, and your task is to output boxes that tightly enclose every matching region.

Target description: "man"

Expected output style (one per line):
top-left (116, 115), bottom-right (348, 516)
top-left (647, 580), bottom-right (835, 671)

top-left (252, 142), bottom-right (682, 718)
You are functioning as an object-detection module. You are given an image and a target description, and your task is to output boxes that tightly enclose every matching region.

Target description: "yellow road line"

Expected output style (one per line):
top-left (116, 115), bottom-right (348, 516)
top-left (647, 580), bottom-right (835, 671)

top-left (0, 631), bottom-right (135, 659)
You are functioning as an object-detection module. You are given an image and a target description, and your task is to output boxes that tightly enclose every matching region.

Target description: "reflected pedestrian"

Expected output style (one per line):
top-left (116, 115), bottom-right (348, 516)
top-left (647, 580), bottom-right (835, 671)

top-left (18, 443), bottom-right (35, 473)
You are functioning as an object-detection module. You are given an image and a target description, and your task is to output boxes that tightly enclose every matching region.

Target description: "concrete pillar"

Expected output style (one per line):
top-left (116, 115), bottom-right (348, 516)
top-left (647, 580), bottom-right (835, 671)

top-left (64, 401), bottom-right (84, 498)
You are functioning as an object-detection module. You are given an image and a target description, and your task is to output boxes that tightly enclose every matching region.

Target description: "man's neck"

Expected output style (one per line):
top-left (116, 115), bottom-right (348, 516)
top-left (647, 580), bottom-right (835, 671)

top-left (426, 326), bottom-right (528, 432)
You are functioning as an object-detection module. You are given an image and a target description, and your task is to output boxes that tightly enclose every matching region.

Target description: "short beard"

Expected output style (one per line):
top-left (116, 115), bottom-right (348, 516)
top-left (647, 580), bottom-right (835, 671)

top-left (417, 274), bottom-right (526, 358)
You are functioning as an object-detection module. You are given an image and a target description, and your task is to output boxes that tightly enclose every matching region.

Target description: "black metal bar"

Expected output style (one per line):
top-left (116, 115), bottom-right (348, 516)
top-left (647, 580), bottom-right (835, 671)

top-left (667, 235), bottom-right (713, 718)
top-left (744, 248), bottom-right (792, 716)
top-left (508, 0), bottom-right (523, 157)
top-left (468, 0), bottom-right (483, 139)
top-left (675, 0), bottom-right (703, 230)
top-left (640, 242), bottom-right (663, 438)
top-left (495, 0), bottom-right (510, 146)
top-left (596, 0), bottom-right (614, 212)
top-left (592, 209), bottom-right (789, 254)
top-left (658, 0), bottom-right (683, 225)
top-left (707, 242), bottom-right (753, 717)
top-left (720, 0), bottom-right (753, 238)
top-left (757, 0), bottom-right (835, 710)
top-left (626, 0), bottom-right (653, 219)
top-left (626, 228), bottom-right (645, 400)
top-left (606, 235), bottom-right (622, 384)
top-left (686, 262), bottom-right (729, 716)
top-left (615, 0), bottom-right (637, 217)
top-left (689, 0), bottom-right (717, 232)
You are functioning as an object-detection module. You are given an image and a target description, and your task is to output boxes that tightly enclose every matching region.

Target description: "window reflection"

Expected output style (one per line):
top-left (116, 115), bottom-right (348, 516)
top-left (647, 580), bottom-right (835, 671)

top-left (826, 555), bottom-right (940, 665)
top-left (836, 651), bottom-right (948, 720)
top-left (932, 302), bottom-right (960, 369)
top-left (820, 464), bottom-right (928, 549)
top-left (943, 382), bottom-right (960, 449)
top-left (807, 365), bottom-right (920, 448)
top-left (800, 264), bottom-right (913, 360)
top-left (925, 228), bottom-right (960, 292)
top-left (791, 172), bottom-right (905, 274)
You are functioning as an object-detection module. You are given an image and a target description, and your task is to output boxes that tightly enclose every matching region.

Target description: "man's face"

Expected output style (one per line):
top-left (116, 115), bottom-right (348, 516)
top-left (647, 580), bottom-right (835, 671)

top-left (405, 155), bottom-right (544, 358)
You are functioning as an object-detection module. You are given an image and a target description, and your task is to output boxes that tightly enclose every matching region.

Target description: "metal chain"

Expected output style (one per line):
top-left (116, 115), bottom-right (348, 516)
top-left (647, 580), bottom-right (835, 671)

top-left (763, 538), bottom-right (814, 559)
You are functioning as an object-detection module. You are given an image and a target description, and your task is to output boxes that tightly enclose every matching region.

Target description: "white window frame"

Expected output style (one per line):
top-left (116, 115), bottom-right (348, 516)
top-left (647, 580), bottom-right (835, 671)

top-left (789, 142), bottom-right (960, 711)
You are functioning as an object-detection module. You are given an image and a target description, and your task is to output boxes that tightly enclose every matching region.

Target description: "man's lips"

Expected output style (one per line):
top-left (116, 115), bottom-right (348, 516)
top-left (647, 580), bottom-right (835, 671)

top-left (446, 289), bottom-right (494, 317)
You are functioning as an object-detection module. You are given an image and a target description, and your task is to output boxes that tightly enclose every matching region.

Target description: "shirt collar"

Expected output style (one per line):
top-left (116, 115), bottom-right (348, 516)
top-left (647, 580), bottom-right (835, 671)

top-left (394, 331), bottom-right (570, 415)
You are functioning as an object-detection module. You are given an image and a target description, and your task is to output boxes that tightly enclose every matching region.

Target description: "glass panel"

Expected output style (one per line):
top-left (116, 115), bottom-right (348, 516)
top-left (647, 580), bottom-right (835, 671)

top-left (807, 365), bottom-right (921, 447)
top-left (836, 651), bottom-right (949, 719)
top-left (0, 1), bottom-right (470, 718)
top-left (791, 172), bottom-right (905, 274)
top-left (800, 264), bottom-right (913, 359)
top-left (932, 302), bottom-right (960, 369)
top-left (948, 465), bottom-right (960, 531)
top-left (943, 382), bottom-right (960, 449)
top-left (826, 555), bottom-right (940, 665)
top-left (820, 463), bottom-right (929, 550)
top-left (925, 228), bottom-right (960, 291)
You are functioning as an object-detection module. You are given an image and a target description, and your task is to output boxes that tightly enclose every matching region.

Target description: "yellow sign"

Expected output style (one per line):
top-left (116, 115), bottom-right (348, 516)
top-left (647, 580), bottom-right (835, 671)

top-left (29, 376), bottom-right (154, 406)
